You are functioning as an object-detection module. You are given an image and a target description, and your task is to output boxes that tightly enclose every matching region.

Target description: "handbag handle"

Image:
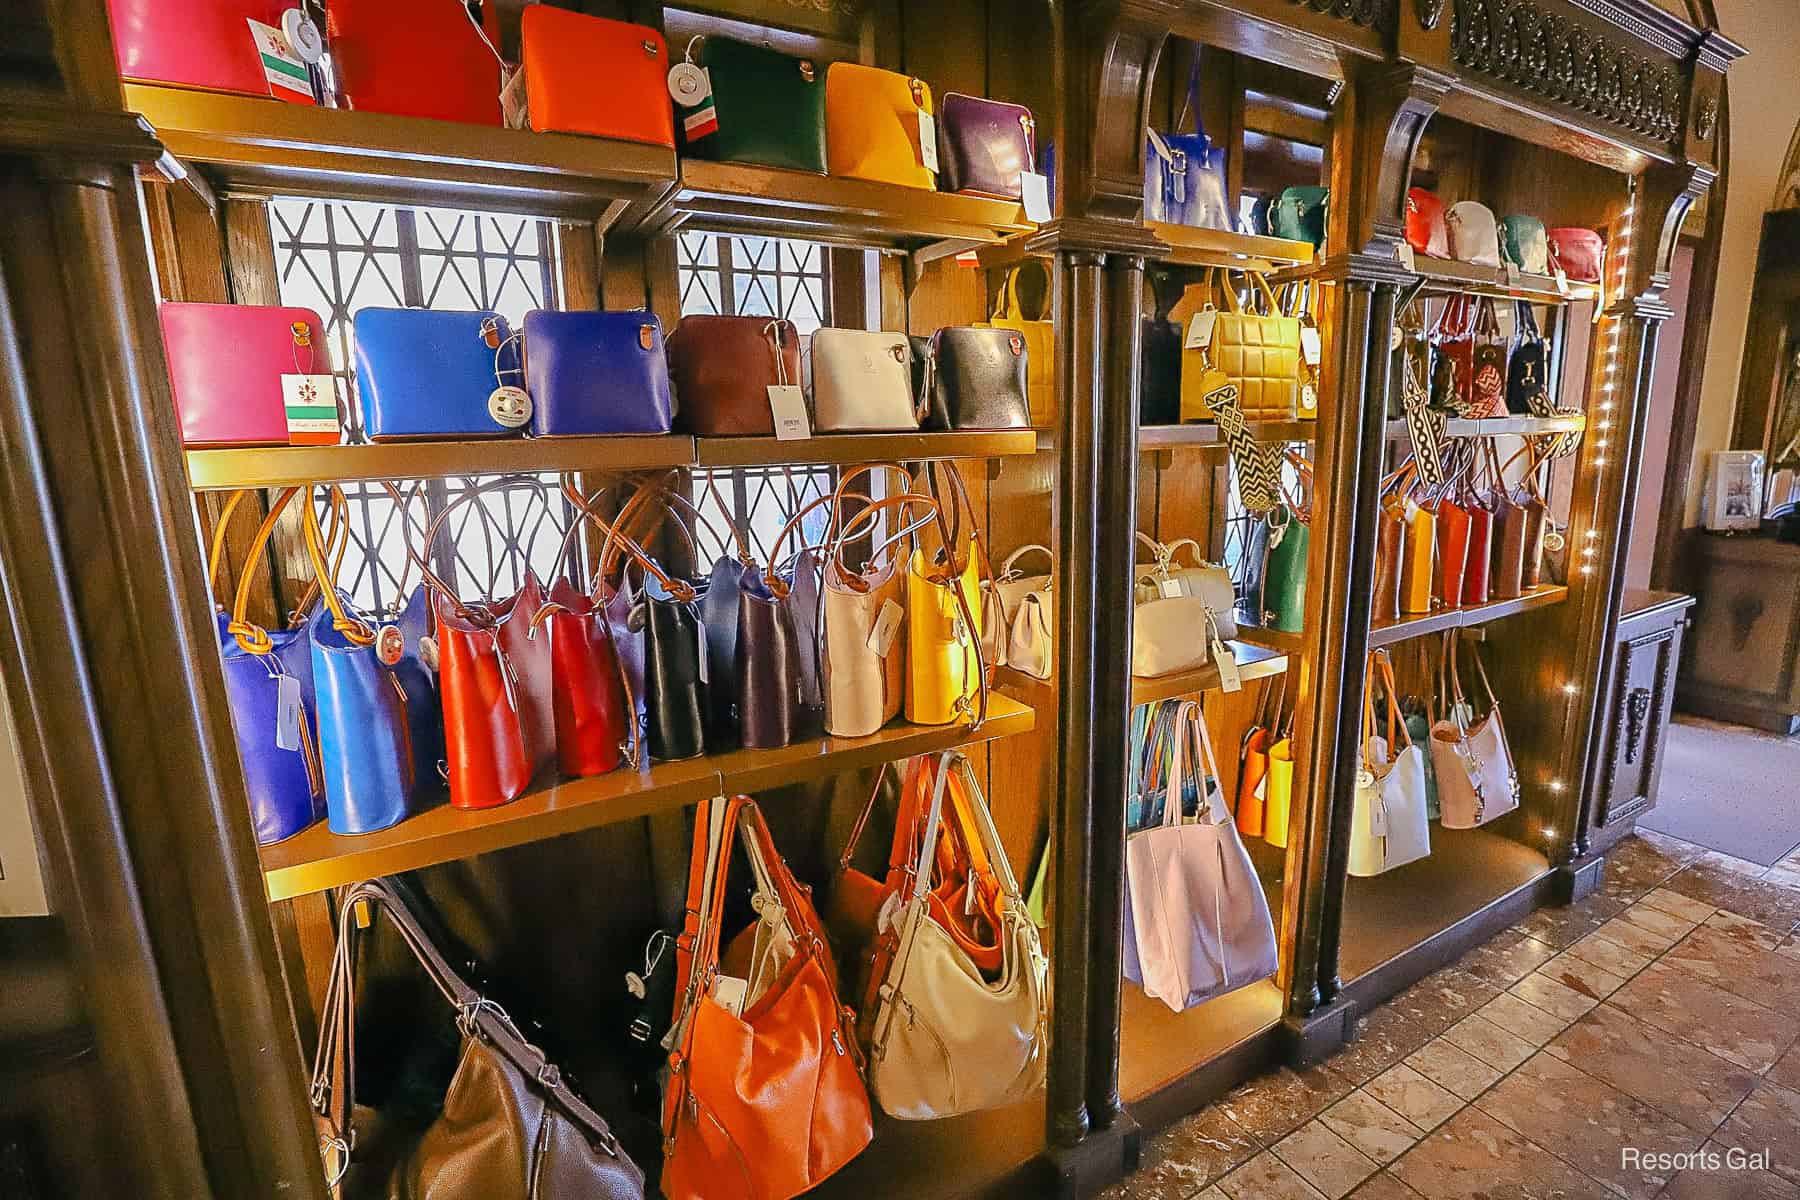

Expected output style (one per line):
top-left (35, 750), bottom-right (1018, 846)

top-left (573, 481), bottom-right (701, 604)
top-left (825, 491), bottom-right (941, 593)
top-left (226, 486), bottom-right (304, 655)
top-left (993, 259), bottom-right (1051, 323)
top-left (401, 474), bottom-right (562, 621)
top-left (300, 485), bottom-right (376, 646)
top-left (999, 543), bottom-right (1053, 579)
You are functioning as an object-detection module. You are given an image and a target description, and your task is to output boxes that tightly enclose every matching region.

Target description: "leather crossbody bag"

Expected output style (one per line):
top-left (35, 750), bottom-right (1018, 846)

top-left (812, 328), bottom-right (925, 431)
top-left (1405, 187), bottom-right (1448, 257)
top-left (523, 309), bottom-right (673, 436)
top-left (907, 463), bottom-right (991, 727)
top-left (1270, 186), bottom-right (1329, 248)
top-left (993, 544), bottom-right (1053, 680)
top-left (825, 63), bottom-right (936, 189)
top-left (355, 309), bottom-right (525, 440)
top-left (109, 0), bottom-right (297, 95)
top-left (1507, 301), bottom-right (1549, 416)
top-left (1500, 214), bottom-right (1550, 275)
top-left (1547, 228), bottom-right (1606, 282)
top-left (667, 315), bottom-right (801, 436)
top-left (327, 0), bottom-right (503, 125)
top-left (1348, 652), bottom-right (1431, 877)
top-left (1430, 633), bottom-right (1521, 829)
top-left (1445, 201), bottom-right (1502, 267)
top-left (686, 36), bottom-right (827, 171)
top-left (979, 261), bottom-right (1055, 425)
top-left (161, 302), bottom-right (335, 447)
top-left (924, 326), bottom-right (1033, 430)
top-left (520, 7), bottom-right (673, 145)
top-left (1466, 298), bottom-right (1510, 418)
top-left (937, 93), bottom-right (1036, 200)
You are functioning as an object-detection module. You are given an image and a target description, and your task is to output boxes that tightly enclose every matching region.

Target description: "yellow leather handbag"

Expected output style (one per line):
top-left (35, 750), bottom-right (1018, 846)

top-left (1400, 496), bottom-right (1436, 614)
top-left (906, 464), bottom-right (989, 726)
top-left (979, 262), bottom-right (1054, 425)
top-left (825, 62), bottom-right (936, 190)
top-left (1263, 733), bottom-right (1295, 848)
top-left (1181, 270), bottom-right (1302, 422)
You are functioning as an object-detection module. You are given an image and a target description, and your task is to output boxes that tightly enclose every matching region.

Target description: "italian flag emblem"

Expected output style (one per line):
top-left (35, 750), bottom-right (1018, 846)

top-left (247, 19), bottom-right (315, 105)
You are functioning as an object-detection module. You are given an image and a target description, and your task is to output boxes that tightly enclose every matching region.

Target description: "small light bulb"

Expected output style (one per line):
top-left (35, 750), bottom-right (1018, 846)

top-left (1562, 682), bottom-right (1578, 696)
top-left (1581, 564), bottom-right (1597, 575)
top-left (1595, 458), bottom-right (1609, 468)
top-left (1548, 781), bottom-right (1565, 794)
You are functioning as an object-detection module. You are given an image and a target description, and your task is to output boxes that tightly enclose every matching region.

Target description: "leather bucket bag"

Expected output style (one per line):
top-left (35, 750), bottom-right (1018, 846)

top-left (1405, 187), bottom-right (1448, 257)
top-left (906, 464), bottom-right (991, 727)
top-left (355, 309), bottom-right (525, 441)
top-left (923, 326), bottom-right (1033, 431)
top-left (1348, 652), bottom-right (1432, 877)
top-left (663, 795), bottom-right (872, 1200)
top-left (1400, 495), bottom-right (1437, 615)
top-left (667, 316), bottom-right (801, 436)
top-left (312, 878), bottom-right (645, 1200)
top-left (520, 7), bottom-right (673, 145)
top-left (979, 262), bottom-right (1055, 426)
top-left (1430, 633), bottom-right (1520, 829)
top-left (811, 328), bottom-right (925, 431)
top-left (1445, 201), bottom-right (1501, 267)
top-left (1234, 680), bottom-right (1282, 838)
top-left (825, 63), bottom-right (936, 189)
top-left (1435, 494), bottom-right (1472, 610)
top-left (327, 0), bottom-right (504, 125)
top-left (522, 309), bottom-right (673, 436)
top-left (936, 93), bottom-right (1036, 200)
top-left (1461, 494), bottom-right (1494, 606)
top-left (686, 36), bottom-right (827, 171)
top-left (160, 302), bottom-right (333, 447)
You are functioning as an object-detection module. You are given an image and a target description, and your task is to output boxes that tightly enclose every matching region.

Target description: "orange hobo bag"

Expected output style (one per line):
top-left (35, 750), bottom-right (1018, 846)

top-left (664, 796), bottom-right (872, 1200)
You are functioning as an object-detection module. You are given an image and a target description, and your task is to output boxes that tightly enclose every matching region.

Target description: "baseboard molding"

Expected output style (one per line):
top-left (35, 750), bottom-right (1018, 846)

top-left (1281, 995), bottom-right (1357, 1067)
top-left (1552, 854), bottom-right (1606, 903)
top-left (1038, 1112), bottom-right (1141, 1199)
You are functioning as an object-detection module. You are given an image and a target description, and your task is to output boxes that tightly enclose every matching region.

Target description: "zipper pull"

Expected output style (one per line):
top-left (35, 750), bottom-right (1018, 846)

top-left (832, 1029), bottom-right (847, 1057)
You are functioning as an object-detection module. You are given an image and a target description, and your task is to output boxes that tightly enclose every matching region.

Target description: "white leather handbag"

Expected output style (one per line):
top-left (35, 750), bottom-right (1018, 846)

top-left (992, 544), bottom-right (1052, 680)
top-left (1132, 534), bottom-right (1236, 678)
top-left (1445, 201), bottom-right (1502, 268)
top-left (866, 751), bottom-right (1048, 1120)
top-left (811, 328), bottom-right (925, 431)
top-left (1348, 653), bottom-right (1431, 877)
top-left (1429, 633), bottom-right (1520, 829)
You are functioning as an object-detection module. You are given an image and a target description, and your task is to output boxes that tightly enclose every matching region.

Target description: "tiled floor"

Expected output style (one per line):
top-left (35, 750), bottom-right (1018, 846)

top-left (1103, 830), bottom-right (1800, 1200)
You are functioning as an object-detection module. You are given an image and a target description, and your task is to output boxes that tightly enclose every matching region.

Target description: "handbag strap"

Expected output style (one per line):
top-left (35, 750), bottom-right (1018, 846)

top-left (1000, 543), bottom-right (1053, 579)
top-left (226, 485), bottom-right (304, 655)
top-left (1174, 48), bottom-right (1206, 141)
top-left (300, 485), bottom-right (376, 646)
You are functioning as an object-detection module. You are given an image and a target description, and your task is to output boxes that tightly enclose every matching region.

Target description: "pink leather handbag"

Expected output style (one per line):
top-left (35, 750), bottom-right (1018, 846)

top-left (1547, 228), bottom-right (1606, 283)
top-left (159, 302), bottom-right (332, 447)
top-left (109, 0), bottom-right (292, 96)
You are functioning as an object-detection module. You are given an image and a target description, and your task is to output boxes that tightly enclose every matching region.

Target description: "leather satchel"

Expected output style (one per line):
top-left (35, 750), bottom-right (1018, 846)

top-left (1348, 654), bottom-right (1431, 877)
top-left (523, 309), bottom-right (673, 436)
top-left (1270, 186), bottom-right (1329, 249)
top-left (825, 63), bottom-right (936, 189)
top-left (1507, 302), bottom-right (1548, 416)
top-left (688, 37), bottom-right (827, 172)
top-left (1548, 228), bottom-right (1606, 282)
top-left (109, 0), bottom-right (295, 95)
top-left (667, 315), bottom-right (801, 436)
top-left (924, 327), bottom-right (1033, 431)
top-left (312, 879), bottom-right (645, 1200)
top-left (160, 302), bottom-right (333, 447)
top-left (937, 93), bottom-right (1036, 200)
top-left (1261, 508), bottom-right (1308, 633)
top-left (811, 328), bottom-right (925, 431)
top-left (521, 7), bottom-right (673, 145)
top-left (1405, 188), bottom-right (1449, 257)
top-left (1430, 634), bottom-right (1520, 829)
top-left (1491, 491), bottom-right (1528, 601)
top-left (327, 0), bottom-right (503, 125)
top-left (355, 309), bottom-right (524, 441)
top-left (664, 796), bottom-right (872, 1200)
top-left (907, 465), bottom-right (990, 727)
top-left (1445, 201), bottom-right (1502, 267)
top-left (1500, 215), bottom-right (1550, 275)
top-left (1144, 57), bottom-right (1232, 231)
top-left (980, 261), bottom-right (1055, 425)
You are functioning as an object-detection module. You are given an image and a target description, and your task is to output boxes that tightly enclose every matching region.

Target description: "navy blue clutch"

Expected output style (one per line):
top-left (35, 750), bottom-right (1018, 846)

top-left (523, 309), bottom-right (673, 436)
top-left (354, 308), bottom-right (524, 441)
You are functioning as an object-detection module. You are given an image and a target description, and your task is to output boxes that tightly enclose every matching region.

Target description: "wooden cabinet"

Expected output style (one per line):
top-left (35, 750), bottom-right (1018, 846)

top-left (1591, 591), bottom-right (1693, 851)
top-left (1678, 533), bottom-right (1800, 734)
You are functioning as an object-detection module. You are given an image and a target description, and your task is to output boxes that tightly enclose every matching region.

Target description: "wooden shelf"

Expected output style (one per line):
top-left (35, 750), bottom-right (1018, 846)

top-left (1131, 642), bottom-right (1290, 706)
top-left (183, 436), bottom-right (696, 490)
top-left (1120, 977), bottom-right (1283, 1109)
top-left (1384, 414), bottom-right (1587, 439)
top-left (694, 429), bottom-right (1038, 467)
top-left (1408, 255), bottom-right (1602, 306)
top-left (259, 696), bottom-right (1035, 901)
top-left (659, 159), bottom-right (1034, 250)
top-left (125, 84), bottom-right (677, 227)
top-left (1139, 420), bottom-right (1317, 449)
top-left (1148, 222), bottom-right (1315, 270)
top-left (1368, 584), bottom-right (1568, 649)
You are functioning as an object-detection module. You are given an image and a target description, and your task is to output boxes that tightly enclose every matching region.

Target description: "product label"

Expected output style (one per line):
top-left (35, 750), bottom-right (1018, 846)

top-left (683, 103), bottom-right (719, 140)
top-left (281, 373), bottom-right (339, 444)
top-left (1301, 326), bottom-right (1322, 367)
top-left (500, 63), bottom-right (529, 130)
top-left (487, 385), bottom-right (532, 429)
top-left (1185, 308), bottom-right (1218, 350)
top-left (1020, 171), bottom-right (1052, 222)
top-left (709, 974), bottom-right (747, 1017)
top-left (695, 616), bottom-right (709, 684)
top-left (1398, 243), bottom-right (1418, 273)
top-left (247, 19), bottom-right (314, 104)
top-left (917, 108), bottom-right (939, 173)
top-left (868, 599), bottom-right (904, 657)
top-left (1212, 636), bottom-right (1242, 693)
top-left (767, 384), bottom-right (811, 440)
top-left (275, 672), bottom-right (302, 752)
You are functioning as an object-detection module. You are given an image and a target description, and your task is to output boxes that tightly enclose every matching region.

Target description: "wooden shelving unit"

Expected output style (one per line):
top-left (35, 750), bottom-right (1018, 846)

top-left (260, 695), bottom-right (1035, 902)
top-left (1130, 642), bottom-right (1289, 706)
top-left (1367, 584), bottom-right (1568, 649)
top-left (694, 429), bottom-right (1037, 467)
top-left (1148, 221), bottom-right (1315, 271)
top-left (1139, 420), bottom-right (1318, 449)
top-left (1408, 254), bottom-right (1602, 305)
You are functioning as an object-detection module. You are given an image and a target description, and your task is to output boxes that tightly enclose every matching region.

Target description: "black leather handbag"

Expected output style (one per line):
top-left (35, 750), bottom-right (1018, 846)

top-left (1140, 269), bottom-right (1183, 425)
top-left (924, 326), bottom-right (1032, 431)
top-left (1506, 301), bottom-right (1548, 416)
top-left (641, 580), bottom-right (708, 761)
top-left (700, 555), bottom-right (748, 749)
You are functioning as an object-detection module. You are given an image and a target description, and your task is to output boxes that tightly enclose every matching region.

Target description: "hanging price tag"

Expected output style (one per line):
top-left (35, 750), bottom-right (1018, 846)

top-left (917, 108), bottom-right (940, 173)
top-left (1398, 243), bottom-right (1417, 273)
top-left (1301, 326), bottom-right (1322, 367)
top-left (1554, 266), bottom-right (1571, 296)
top-left (1368, 791), bottom-right (1388, 836)
top-left (1185, 307), bottom-right (1218, 350)
top-left (487, 385), bottom-right (532, 429)
top-left (1212, 636), bottom-right (1242, 693)
top-left (867, 599), bottom-right (904, 657)
top-left (1206, 779), bottom-right (1231, 824)
top-left (247, 18), bottom-right (316, 104)
top-left (1020, 171), bottom-right (1052, 223)
top-left (767, 385), bottom-right (811, 440)
top-left (275, 673), bottom-right (303, 752)
top-left (1158, 578), bottom-right (1183, 600)
top-left (694, 616), bottom-right (709, 684)
top-left (281, 373), bottom-right (340, 445)
top-left (500, 63), bottom-right (530, 130)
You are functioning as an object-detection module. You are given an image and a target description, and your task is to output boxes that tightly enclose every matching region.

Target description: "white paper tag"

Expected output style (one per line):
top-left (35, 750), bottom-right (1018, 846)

top-left (1504, 263), bottom-right (1522, 285)
top-left (275, 672), bottom-right (302, 752)
top-left (695, 616), bottom-right (709, 684)
top-left (709, 974), bottom-right (747, 1017)
top-left (1185, 308), bottom-right (1218, 350)
top-left (1495, 304), bottom-right (1517, 341)
top-left (1390, 324), bottom-right (1404, 353)
top-left (500, 63), bottom-right (529, 130)
top-left (867, 598), bottom-right (904, 657)
top-left (1554, 266), bottom-right (1571, 295)
top-left (281, 372), bottom-right (339, 440)
top-left (1212, 636), bottom-right (1242, 693)
top-left (668, 62), bottom-right (711, 106)
top-left (1301, 326), bottom-right (1322, 367)
top-left (488, 385), bottom-right (532, 429)
top-left (767, 384), bottom-right (811, 440)
top-left (1369, 795), bottom-right (1388, 836)
top-left (1399, 243), bottom-right (1418, 273)
top-left (1206, 780), bottom-right (1230, 825)
top-left (1158, 578), bottom-right (1183, 600)
top-left (1020, 171), bottom-right (1051, 222)
top-left (247, 18), bottom-right (313, 102)
top-left (917, 108), bottom-right (939, 173)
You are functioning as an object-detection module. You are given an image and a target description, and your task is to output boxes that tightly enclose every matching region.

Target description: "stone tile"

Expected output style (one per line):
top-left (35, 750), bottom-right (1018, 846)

top-left (1768, 1038), bottom-right (1800, 1094)
top-left (1474, 991), bottom-right (1574, 1045)
top-left (1597, 834), bottom-right (1699, 901)
top-left (1219, 1064), bottom-right (1357, 1146)
top-left (1570, 892), bottom-right (1632, 923)
top-left (1364, 1063), bottom-right (1463, 1132)
top-left (1664, 863), bottom-right (1800, 930)
top-left (1762, 860), bottom-right (1800, 891)
top-left (1326, 1006), bottom-right (1436, 1087)
top-left (1513, 905), bottom-right (1606, 949)
top-left (1384, 969), bottom-right (1501, 1036)
top-left (1561, 929), bottom-right (1655, 980)
top-left (1545, 1003), bottom-right (1759, 1135)
top-left (1703, 908), bottom-right (1790, 952)
top-left (1440, 1012), bottom-right (1537, 1073)
top-left (1193, 1189), bottom-right (1229, 1200)
top-left (1474, 1052), bottom-right (1704, 1199)
top-left (1389, 1107), bottom-right (1616, 1200)
top-left (1456, 931), bottom-right (1561, 987)
top-left (1348, 1172), bottom-right (1426, 1199)
top-left (1617, 901), bottom-right (1701, 942)
top-left (1637, 887), bottom-right (1716, 924)
top-left (1510, 971), bottom-right (1603, 1021)
top-left (1319, 1091), bottom-right (1424, 1167)
top-left (1662, 922), bottom-right (1800, 1009)
top-left (1693, 848), bottom-right (1771, 878)
top-left (1588, 916), bottom-right (1679, 958)
top-left (1660, 1146), bottom-right (1800, 1200)
top-left (1537, 950), bottom-right (1631, 1004)
top-left (1403, 1037), bottom-right (1504, 1102)
top-left (1217, 1151), bottom-right (1329, 1200)
top-left (1608, 960), bottom-right (1800, 1074)
top-left (1105, 1105), bottom-right (1261, 1199)
top-left (1718, 1084), bottom-right (1800, 1187)
top-left (1271, 1120), bottom-right (1380, 1199)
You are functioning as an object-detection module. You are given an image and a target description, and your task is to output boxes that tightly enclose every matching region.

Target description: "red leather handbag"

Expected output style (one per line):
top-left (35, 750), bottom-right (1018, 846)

top-left (1547, 228), bottom-right (1606, 283)
top-left (1435, 496), bottom-right (1473, 610)
top-left (1460, 495), bottom-right (1494, 606)
top-left (108, 0), bottom-right (295, 95)
top-left (1466, 299), bottom-right (1509, 419)
top-left (1430, 296), bottom-right (1477, 415)
top-left (328, 0), bottom-right (503, 125)
top-left (159, 302), bottom-right (332, 447)
top-left (520, 6), bottom-right (674, 146)
top-left (1405, 187), bottom-right (1448, 257)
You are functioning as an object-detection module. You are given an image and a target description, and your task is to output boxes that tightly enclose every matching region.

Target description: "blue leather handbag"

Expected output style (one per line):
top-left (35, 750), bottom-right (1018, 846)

top-left (522, 309), bottom-right (674, 436)
top-left (1144, 57), bottom-right (1231, 231)
top-left (309, 600), bottom-right (415, 836)
top-left (354, 308), bottom-right (525, 441)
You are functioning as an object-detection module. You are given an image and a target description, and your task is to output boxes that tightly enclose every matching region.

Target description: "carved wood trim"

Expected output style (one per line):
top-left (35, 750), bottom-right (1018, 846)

top-left (1596, 624), bottom-right (1677, 828)
top-left (1288, 0), bottom-right (1394, 31)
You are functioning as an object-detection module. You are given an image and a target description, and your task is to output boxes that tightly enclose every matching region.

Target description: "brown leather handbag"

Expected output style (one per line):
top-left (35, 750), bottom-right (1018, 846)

top-left (1372, 461), bottom-right (1413, 625)
top-left (312, 879), bottom-right (644, 1200)
top-left (664, 795), bottom-right (872, 1200)
top-left (667, 315), bottom-right (801, 435)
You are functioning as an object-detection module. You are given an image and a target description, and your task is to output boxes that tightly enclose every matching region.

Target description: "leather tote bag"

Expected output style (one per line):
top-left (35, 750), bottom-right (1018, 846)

top-left (1491, 490), bottom-right (1528, 601)
top-left (1445, 201), bottom-right (1502, 267)
top-left (1435, 495), bottom-right (1472, 609)
top-left (1270, 186), bottom-right (1329, 249)
top-left (160, 302), bottom-right (333, 447)
top-left (825, 63), bottom-right (936, 189)
top-left (1262, 733), bottom-right (1295, 848)
top-left (667, 315), bottom-right (801, 436)
top-left (522, 309), bottom-right (673, 436)
top-left (812, 328), bottom-right (925, 431)
top-left (937, 93), bottom-right (1036, 200)
top-left (1348, 653), bottom-right (1431, 877)
top-left (1430, 634), bottom-right (1521, 829)
top-left (1373, 492), bottom-right (1405, 625)
top-left (1547, 228), bottom-right (1606, 282)
top-left (1507, 302), bottom-right (1549, 415)
top-left (534, 484), bottom-right (635, 776)
top-left (520, 7), bottom-right (673, 146)
top-left (327, 0), bottom-right (503, 125)
top-left (355, 309), bottom-right (525, 440)
top-left (1405, 187), bottom-right (1448, 257)
top-left (214, 487), bottom-right (323, 844)
top-left (1235, 680), bottom-right (1281, 838)
top-left (687, 37), bottom-right (827, 171)
top-left (1467, 298), bottom-right (1510, 418)
top-left (1500, 215), bottom-right (1550, 275)
top-left (1400, 496), bottom-right (1436, 615)
top-left (1461, 493), bottom-right (1494, 606)
top-left (863, 752), bottom-right (1047, 1119)
top-left (312, 879), bottom-right (644, 1200)
top-left (664, 796), bottom-right (872, 1200)
top-left (1261, 505), bottom-right (1309, 633)
top-left (108, 0), bottom-right (295, 95)
top-left (994, 544), bottom-right (1053, 680)
top-left (1184, 271), bottom-right (1303, 421)
top-left (1144, 58), bottom-right (1231, 231)
top-left (907, 464), bottom-right (991, 727)
top-left (980, 262), bottom-right (1055, 426)
top-left (1124, 702), bottom-right (1279, 1012)
top-left (924, 327), bottom-right (1033, 431)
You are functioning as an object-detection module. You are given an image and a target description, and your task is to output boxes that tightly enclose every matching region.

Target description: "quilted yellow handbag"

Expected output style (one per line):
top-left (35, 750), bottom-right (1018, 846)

top-left (979, 261), bottom-right (1054, 425)
top-left (1179, 270), bottom-right (1302, 422)
top-left (825, 62), bottom-right (936, 190)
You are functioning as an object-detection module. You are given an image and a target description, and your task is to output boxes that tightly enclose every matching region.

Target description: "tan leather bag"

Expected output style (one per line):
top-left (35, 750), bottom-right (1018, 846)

top-left (667, 315), bottom-right (801, 435)
top-left (822, 491), bottom-right (937, 737)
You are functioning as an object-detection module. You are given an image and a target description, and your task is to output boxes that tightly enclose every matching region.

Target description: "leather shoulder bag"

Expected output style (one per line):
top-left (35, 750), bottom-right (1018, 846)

top-left (520, 7), bottom-right (673, 146)
top-left (1466, 298), bottom-right (1509, 419)
top-left (924, 326), bottom-right (1033, 431)
top-left (667, 315), bottom-right (801, 436)
top-left (994, 544), bottom-right (1053, 681)
top-left (1348, 652), bottom-right (1432, 877)
top-left (686, 36), bottom-right (826, 171)
top-left (1261, 494), bottom-right (1310, 633)
top-left (825, 63), bottom-right (936, 189)
top-left (355, 309), bottom-right (525, 441)
top-left (1430, 633), bottom-right (1520, 829)
top-left (1445, 200), bottom-right (1502, 267)
top-left (1429, 295), bottom-right (1476, 416)
top-left (1500, 214), bottom-right (1550, 275)
top-left (811, 327), bottom-right (925, 431)
top-left (1405, 187), bottom-right (1448, 258)
top-left (1400, 491), bottom-right (1437, 616)
top-left (524, 309), bottom-right (673, 436)
top-left (110, 0), bottom-right (296, 96)
top-left (979, 261), bottom-right (1055, 426)
top-left (1547, 228), bottom-right (1606, 283)
top-left (937, 93), bottom-right (1036, 200)
top-left (1506, 301), bottom-right (1548, 416)
top-left (160, 301), bottom-right (333, 447)
top-left (1144, 57), bottom-right (1231, 231)
top-left (907, 463), bottom-right (992, 727)
top-left (328, 0), bottom-right (503, 124)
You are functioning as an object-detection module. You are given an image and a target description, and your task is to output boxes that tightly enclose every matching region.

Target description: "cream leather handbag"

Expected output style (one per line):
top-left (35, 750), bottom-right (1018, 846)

top-left (1348, 653), bottom-right (1431, 877)
top-left (1445, 201), bottom-right (1502, 268)
top-left (811, 328), bottom-right (926, 431)
top-left (865, 751), bottom-right (1048, 1119)
top-left (992, 544), bottom-right (1052, 680)
top-left (1429, 633), bottom-right (1520, 829)
top-left (1133, 536), bottom-right (1237, 640)
top-left (1132, 534), bottom-right (1236, 678)
top-left (820, 490), bottom-right (939, 738)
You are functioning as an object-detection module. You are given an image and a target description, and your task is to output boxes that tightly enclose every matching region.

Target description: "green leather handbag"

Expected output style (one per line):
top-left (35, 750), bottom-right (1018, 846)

top-left (1262, 506), bottom-right (1309, 633)
top-left (1500, 215), bottom-right (1549, 275)
top-left (688, 36), bottom-right (827, 173)
top-left (1270, 186), bottom-right (1329, 249)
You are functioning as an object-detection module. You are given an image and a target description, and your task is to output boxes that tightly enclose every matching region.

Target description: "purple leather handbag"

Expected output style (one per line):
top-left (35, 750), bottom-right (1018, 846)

top-left (523, 310), bottom-right (674, 436)
top-left (935, 93), bottom-right (1036, 200)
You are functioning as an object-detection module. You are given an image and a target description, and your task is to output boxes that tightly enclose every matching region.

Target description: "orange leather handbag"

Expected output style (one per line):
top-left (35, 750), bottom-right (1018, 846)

top-left (521, 7), bottom-right (675, 146)
top-left (825, 63), bottom-right (937, 189)
top-left (665, 796), bottom-right (871, 1200)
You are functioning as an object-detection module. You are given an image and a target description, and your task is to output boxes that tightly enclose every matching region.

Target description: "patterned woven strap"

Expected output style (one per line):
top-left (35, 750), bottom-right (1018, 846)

top-left (1402, 360), bottom-right (1448, 491)
top-left (1211, 387), bottom-right (1283, 513)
